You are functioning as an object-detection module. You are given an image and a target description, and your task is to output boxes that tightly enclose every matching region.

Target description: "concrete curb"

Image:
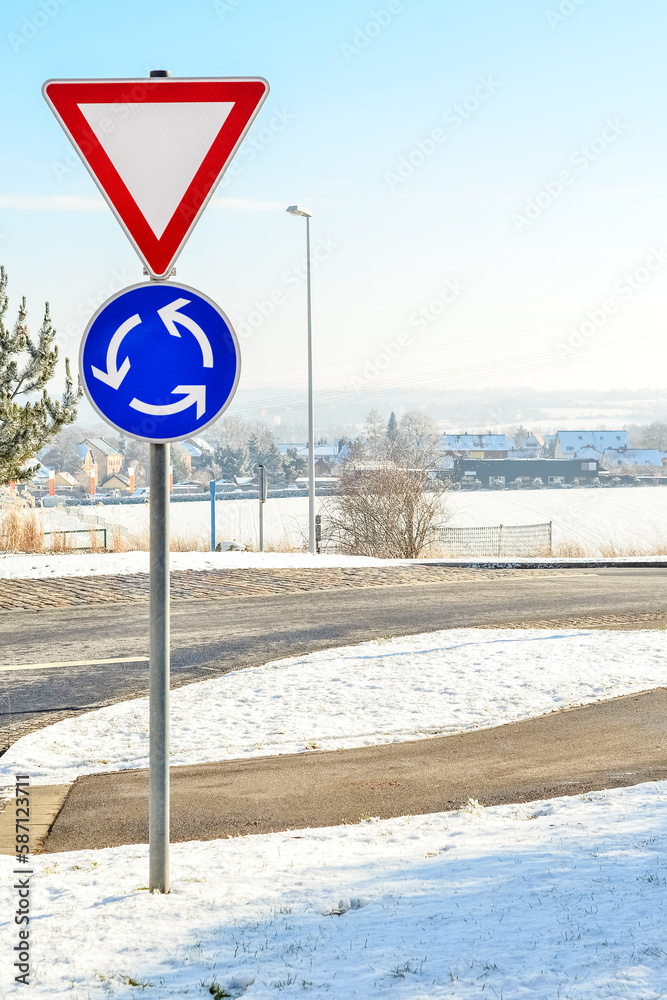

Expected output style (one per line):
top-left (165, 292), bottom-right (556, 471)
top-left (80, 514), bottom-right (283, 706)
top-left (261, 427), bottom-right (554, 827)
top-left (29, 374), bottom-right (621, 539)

top-left (0, 785), bottom-right (70, 856)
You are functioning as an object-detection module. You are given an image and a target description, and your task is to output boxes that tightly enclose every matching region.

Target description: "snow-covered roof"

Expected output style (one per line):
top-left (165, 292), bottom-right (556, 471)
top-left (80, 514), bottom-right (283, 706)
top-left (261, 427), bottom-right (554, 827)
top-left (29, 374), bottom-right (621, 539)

top-left (278, 443), bottom-right (307, 455)
top-left (556, 430), bottom-right (629, 454)
top-left (56, 471), bottom-right (80, 486)
top-left (279, 443), bottom-right (338, 457)
top-left (443, 434), bottom-right (509, 450)
top-left (188, 436), bottom-right (215, 453)
top-left (179, 442), bottom-right (202, 458)
top-left (603, 449), bottom-right (665, 467)
top-left (82, 437), bottom-right (121, 457)
top-left (102, 473), bottom-right (130, 486)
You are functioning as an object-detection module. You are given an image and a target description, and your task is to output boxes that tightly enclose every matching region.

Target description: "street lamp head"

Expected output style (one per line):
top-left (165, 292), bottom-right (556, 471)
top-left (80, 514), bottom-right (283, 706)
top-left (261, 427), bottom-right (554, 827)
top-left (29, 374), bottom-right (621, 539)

top-left (286, 205), bottom-right (312, 218)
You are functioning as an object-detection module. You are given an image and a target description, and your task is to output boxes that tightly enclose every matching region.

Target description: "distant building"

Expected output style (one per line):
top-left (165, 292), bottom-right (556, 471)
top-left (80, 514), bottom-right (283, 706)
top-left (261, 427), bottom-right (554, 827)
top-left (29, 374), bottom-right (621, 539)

top-left (79, 437), bottom-right (123, 480)
top-left (187, 436), bottom-right (215, 456)
top-left (455, 457), bottom-right (600, 487)
top-left (278, 443), bottom-right (341, 461)
top-left (29, 468), bottom-right (83, 493)
top-left (602, 449), bottom-right (666, 468)
top-left (554, 430), bottom-right (630, 459)
top-left (101, 473), bottom-right (131, 491)
top-left (442, 434), bottom-right (509, 459)
top-left (54, 471), bottom-right (81, 490)
top-left (509, 432), bottom-right (545, 460)
top-left (314, 457), bottom-right (332, 475)
top-left (178, 441), bottom-right (201, 470)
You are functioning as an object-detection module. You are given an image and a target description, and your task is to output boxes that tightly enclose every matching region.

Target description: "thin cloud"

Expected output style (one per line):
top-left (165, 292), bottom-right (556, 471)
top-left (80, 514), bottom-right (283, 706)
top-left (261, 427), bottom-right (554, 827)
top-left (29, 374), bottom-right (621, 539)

top-left (0, 194), bottom-right (105, 211)
top-left (211, 197), bottom-right (286, 212)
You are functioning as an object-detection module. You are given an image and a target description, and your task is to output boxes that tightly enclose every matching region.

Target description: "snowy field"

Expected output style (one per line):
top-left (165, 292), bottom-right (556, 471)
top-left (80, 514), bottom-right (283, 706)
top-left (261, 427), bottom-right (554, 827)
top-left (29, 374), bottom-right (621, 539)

top-left (40, 485), bottom-right (667, 555)
top-left (2, 628), bottom-right (664, 791)
top-left (1, 782), bottom-right (666, 998)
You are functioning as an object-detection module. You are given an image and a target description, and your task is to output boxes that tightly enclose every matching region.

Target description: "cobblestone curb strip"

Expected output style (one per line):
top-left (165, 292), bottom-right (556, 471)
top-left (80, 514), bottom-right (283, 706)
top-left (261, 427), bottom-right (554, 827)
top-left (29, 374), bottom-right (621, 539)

top-left (0, 566), bottom-right (549, 611)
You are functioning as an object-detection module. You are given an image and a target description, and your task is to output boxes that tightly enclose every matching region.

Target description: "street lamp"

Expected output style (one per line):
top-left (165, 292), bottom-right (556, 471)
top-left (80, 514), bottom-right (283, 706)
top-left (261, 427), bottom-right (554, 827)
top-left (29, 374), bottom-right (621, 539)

top-left (286, 204), bottom-right (316, 554)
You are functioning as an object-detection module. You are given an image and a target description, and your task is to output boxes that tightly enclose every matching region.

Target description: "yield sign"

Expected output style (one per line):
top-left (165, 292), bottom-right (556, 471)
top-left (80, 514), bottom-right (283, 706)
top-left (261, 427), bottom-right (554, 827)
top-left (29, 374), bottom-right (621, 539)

top-left (42, 77), bottom-right (270, 278)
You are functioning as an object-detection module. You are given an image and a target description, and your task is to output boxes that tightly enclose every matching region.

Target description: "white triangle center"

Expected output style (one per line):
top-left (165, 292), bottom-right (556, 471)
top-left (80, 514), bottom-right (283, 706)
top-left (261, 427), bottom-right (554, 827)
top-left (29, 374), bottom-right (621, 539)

top-left (77, 101), bottom-right (235, 238)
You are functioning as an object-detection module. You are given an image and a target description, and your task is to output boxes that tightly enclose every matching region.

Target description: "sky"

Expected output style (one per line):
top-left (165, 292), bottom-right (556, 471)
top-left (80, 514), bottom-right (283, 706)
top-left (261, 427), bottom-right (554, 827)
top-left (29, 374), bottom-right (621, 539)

top-left (2, 0), bottom-right (667, 427)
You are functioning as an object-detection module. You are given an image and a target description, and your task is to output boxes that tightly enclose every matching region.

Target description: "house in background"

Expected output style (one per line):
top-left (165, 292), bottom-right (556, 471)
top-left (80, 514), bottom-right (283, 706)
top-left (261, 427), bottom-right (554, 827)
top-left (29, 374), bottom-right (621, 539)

top-left (442, 434), bottom-right (510, 459)
top-left (101, 472), bottom-right (131, 492)
top-left (509, 432), bottom-right (545, 459)
top-left (554, 430), bottom-right (630, 460)
top-left (54, 470), bottom-right (81, 491)
top-left (75, 442), bottom-right (97, 475)
top-left (602, 448), bottom-right (666, 468)
top-left (79, 437), bottom-right (123, 480)
top-left (29, 468), bottom-right (83, 494)
top-left (178, 441), bottom-right (202, 471)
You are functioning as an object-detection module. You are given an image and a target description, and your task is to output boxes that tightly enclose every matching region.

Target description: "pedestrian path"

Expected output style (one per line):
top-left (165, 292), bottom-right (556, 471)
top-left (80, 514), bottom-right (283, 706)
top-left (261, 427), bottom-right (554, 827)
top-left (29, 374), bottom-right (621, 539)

top-left (40, 687), bottom-right (667, 853)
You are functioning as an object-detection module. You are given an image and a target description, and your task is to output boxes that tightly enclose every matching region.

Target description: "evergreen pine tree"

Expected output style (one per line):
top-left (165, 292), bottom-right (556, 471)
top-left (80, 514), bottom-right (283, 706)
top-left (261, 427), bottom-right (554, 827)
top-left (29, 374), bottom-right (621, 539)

top-left (248, 432), bottom-right (283, 477)
top-left (0, 268), bottom-right (82, 484)
top-left (281, 446), bottom-right (307, 484)
top-left (214, 443), bottom-right (249, 481)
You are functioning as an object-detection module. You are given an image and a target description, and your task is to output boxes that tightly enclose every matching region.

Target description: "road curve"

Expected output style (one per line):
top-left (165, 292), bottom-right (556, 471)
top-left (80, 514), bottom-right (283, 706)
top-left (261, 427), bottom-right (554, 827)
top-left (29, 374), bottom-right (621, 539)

top-left (1, 567), bottom-right (666, 752)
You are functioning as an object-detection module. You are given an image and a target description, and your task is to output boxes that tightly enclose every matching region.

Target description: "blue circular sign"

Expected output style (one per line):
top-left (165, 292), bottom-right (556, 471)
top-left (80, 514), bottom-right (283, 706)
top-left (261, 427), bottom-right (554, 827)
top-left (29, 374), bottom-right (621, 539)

top-left (80, 281), bottom-right (240, 442)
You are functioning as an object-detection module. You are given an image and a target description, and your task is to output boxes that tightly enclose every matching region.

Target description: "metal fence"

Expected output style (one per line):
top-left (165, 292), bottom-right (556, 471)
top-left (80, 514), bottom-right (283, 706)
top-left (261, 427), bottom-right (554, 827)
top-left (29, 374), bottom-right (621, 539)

top-left (43, 528), bottom-right (108, 550)
top-left (436, 522), bottom-right (552, 557)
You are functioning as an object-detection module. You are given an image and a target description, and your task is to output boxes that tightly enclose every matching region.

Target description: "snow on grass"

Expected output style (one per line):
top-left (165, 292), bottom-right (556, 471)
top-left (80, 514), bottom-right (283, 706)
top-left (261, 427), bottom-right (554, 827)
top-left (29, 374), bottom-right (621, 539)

top-left (2, 781), bottom-right (666, 998)
top-left (0, 549), bottom-right (663, 581)
top-left (2, 628), bottom-right (664, 790)
top-left (0, 550), bottom-right (406, 579)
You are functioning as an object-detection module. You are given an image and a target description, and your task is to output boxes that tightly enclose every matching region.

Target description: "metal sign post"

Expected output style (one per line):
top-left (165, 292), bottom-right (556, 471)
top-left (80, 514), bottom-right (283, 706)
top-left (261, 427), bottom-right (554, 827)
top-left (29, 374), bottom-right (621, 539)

top-left (46, 69), bottom-right (264, 896)
top-left (210, 479), bottom-right (217, 552)
top-left (149, 442), bottom-right (170, 893)
top-left (258, 464), bottom-right (267, 552)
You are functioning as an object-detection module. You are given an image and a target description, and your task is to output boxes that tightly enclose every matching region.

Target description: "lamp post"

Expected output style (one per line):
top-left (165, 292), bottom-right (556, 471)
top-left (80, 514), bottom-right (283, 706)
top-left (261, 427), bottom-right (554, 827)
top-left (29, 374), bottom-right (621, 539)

top-left (286, 204), bottom-right (315, 555)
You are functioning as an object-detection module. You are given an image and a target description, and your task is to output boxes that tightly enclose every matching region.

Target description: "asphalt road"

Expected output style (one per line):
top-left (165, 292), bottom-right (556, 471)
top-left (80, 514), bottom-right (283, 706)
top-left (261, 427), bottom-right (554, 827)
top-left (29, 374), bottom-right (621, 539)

top-left (45, 687), bottom-right (667, 851)
top-left (1, 567), bottom-right (666, 752)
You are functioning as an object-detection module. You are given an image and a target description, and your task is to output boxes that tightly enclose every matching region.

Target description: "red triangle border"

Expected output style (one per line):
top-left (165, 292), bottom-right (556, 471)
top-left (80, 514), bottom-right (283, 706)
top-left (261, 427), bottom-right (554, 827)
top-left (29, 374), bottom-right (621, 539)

top-left (43, 78), bottom-right (270, 277)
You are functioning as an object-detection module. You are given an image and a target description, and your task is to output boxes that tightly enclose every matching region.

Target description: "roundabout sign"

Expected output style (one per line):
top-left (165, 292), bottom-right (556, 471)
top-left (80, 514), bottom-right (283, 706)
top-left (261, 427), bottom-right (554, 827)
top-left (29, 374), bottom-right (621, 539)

top-left (80, 282), bottom-right (240, 442)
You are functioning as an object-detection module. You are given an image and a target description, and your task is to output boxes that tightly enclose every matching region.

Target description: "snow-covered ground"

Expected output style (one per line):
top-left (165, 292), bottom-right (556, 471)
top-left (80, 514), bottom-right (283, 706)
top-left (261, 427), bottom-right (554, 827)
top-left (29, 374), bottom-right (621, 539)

top-left (0, 550), bottom-right (405, 579)
top-left (2, 781), bottom-right (666, 998)
top-left (40, 484), bottom-right (667, 554)
top-left (2, 628), bottom-right (664, 791)
top-left (0, 547), bottom-right (664, 580)
top-left (3, 627), bottom-right (667, 996)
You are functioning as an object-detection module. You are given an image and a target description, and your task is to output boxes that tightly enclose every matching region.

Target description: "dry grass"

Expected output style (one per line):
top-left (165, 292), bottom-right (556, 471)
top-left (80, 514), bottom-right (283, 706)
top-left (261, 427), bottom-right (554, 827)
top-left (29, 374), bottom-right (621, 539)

top-left (106, 527), bottom-right (214, 553)
top-left (554, 536), bottom-right (667, 558)
top-left (0, 491), bottom-right (44, 552)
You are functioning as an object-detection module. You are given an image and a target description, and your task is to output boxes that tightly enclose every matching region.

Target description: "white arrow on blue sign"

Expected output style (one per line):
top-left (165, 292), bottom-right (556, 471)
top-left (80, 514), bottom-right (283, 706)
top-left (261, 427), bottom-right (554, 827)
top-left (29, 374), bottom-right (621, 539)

top-left (80, 282), bottom-right (241, 443)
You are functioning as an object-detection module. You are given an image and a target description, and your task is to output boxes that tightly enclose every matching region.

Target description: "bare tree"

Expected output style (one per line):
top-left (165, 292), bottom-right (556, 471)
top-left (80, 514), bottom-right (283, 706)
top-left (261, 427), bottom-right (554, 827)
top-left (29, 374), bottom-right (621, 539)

top-left (363, 409), bottom-right (386, 460)
top-left (641, 421), bottom-right (667, 450)
top-left (396, 410), bottom-right (441, 467)
top-left (208, 415), bottom-right (252, 449)
top-left (323, 464), bottom-right (449, 558)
